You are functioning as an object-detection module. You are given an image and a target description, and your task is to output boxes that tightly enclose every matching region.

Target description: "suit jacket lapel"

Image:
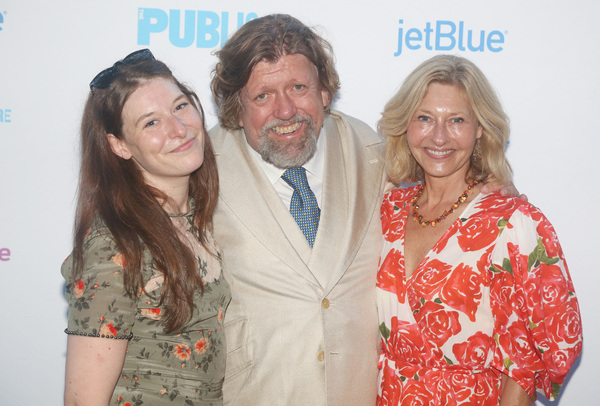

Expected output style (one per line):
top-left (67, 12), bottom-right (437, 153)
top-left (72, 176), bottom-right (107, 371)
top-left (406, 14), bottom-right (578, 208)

top-left (213, 127), bottom-right (320, 288)
top-left (308, 113), bottom-right (385, 292)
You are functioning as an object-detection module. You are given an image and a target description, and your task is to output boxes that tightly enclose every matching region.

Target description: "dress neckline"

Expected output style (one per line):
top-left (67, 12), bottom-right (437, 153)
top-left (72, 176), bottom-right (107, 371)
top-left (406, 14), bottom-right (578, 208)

top-left (402, 190), bottom-right (486, 283)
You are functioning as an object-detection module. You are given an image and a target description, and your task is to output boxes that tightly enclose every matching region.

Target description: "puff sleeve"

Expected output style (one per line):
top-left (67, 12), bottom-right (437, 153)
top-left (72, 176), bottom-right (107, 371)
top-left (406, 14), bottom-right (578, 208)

top-left (489, 203), bottom-right (582, 400)
top-left (62, 226), bottom-right (136, 340)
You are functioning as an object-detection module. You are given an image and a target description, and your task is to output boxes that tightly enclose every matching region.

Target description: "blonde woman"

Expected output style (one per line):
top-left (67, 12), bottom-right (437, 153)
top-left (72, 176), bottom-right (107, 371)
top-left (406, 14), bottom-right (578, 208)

top-left (376, 55), bottom-right (582, 405)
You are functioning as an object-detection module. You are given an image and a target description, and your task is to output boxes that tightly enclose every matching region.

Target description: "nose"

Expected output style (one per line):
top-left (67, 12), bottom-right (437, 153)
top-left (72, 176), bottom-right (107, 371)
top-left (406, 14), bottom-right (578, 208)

top-left (274, 93), bottom-right (296, 120)
top-left (168, 114), bottom-right (187, 138)
top-left (431, 122), bottom-right (449, 146)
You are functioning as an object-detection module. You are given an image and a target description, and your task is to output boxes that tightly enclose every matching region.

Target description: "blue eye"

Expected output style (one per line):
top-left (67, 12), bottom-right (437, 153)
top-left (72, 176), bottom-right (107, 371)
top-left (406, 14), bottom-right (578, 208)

top-left (145, 120), bottom-right (157, 128)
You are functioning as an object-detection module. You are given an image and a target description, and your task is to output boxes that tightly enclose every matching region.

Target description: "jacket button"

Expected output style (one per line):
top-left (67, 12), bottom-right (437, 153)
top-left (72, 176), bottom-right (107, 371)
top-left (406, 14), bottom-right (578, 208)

top-left (317, 351), bottom-right (325, 362)
top-left (321, 298), bottom-right (330, 309)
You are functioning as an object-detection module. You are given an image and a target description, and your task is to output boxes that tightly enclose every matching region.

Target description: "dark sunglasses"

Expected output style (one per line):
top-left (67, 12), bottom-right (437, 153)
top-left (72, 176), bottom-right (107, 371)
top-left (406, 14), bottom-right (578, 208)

top-left (89, 48), bottom-right (155, 94)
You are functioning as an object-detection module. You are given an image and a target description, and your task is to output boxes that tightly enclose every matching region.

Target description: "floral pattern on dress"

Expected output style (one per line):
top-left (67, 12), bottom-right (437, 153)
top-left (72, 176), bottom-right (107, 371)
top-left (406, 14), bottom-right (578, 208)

top-left (62, 210), bottom-right (231, 406)
top-left (376, 186), bottom-right (582, 405)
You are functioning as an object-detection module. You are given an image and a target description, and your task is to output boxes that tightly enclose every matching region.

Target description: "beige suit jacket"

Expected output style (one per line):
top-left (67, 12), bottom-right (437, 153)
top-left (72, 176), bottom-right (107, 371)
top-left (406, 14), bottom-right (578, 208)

top-left (210, 110), bottom-right (386, 405)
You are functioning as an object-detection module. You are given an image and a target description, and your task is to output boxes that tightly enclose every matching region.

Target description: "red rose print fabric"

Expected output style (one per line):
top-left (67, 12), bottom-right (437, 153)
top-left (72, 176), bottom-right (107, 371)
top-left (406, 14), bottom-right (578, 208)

top-left (376, 187), bottom-right (582, 405)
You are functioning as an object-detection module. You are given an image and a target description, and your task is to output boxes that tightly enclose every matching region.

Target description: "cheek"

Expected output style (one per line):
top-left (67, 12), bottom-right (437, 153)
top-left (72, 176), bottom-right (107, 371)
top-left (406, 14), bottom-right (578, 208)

top-left (238, 111), bottom-right (263, 151)
top-left (297, 93), bottom-right (326, 123)
top-left (150, 135), bottom-right (167, 149)
top-left (137, 135), bottom-right (168, 156)
top-left (240, 106), bottom-right (265, 131)
top-left (311, 108), bottom-right (326, 129)
top-left (460, 127), bottom-right (480, 148)
top-left (406, 126), bottom-right (425, 147)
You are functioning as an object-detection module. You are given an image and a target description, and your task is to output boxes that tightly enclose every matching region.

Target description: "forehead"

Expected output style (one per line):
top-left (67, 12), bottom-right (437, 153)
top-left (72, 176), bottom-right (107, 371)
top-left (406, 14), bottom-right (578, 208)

top-left (128, 77), bottom-right (180, 99)
top-left (245, 54), bottom-right (318, 90)
top-left (419, 82), bottom-right (472, 110)
top-left (124, 78), bottom-right (181, 110)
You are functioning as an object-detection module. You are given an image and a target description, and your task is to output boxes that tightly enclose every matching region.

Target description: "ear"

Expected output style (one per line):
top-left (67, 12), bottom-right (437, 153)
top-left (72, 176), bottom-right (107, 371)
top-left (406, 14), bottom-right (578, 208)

top-left (476, 124), bottom-right (483, 139)
top-left (106, 133), bottom-right (132, 160)
top-left (238, 89), bottom-right (247, 128)
top-left (321, 89), bottom-right (330, 109)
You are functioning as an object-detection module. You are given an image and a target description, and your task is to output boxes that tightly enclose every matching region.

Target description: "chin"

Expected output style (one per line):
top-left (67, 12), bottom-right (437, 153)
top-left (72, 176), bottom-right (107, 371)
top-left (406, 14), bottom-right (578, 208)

top-left (183, 159), bottom-right (205, 174)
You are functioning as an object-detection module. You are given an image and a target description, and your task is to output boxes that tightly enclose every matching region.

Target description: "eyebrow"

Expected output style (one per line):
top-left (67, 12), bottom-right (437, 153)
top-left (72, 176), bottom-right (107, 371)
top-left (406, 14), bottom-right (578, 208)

top-left (135, 111), bottom-right (155, 128)
top-left (415, 107), bottom-right (472, 116)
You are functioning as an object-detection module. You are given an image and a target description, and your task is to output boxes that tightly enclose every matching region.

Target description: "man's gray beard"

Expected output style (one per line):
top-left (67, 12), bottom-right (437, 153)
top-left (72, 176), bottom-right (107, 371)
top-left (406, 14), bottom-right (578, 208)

top-left (256, 116), bottom-right (319, 169)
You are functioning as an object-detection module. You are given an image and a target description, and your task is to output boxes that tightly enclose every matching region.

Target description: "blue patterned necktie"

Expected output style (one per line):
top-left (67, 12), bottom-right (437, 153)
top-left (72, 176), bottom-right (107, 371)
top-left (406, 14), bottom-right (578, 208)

top-left (281, 167), bottom-right (321, 247)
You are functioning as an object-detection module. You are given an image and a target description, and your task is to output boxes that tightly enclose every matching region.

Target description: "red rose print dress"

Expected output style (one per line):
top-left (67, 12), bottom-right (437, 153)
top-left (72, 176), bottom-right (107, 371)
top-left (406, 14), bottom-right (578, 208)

top-left (376, 186), bottom-right (582, 405)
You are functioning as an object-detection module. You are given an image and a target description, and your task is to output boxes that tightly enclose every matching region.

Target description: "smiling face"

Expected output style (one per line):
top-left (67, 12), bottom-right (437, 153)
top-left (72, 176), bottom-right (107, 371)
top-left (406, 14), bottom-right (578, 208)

top-left (107, 77), bottom-right (205, 191)
top-left (238, 53), bottom-right (329, 169)
top-left (406, 82), bottom-right (482, 184)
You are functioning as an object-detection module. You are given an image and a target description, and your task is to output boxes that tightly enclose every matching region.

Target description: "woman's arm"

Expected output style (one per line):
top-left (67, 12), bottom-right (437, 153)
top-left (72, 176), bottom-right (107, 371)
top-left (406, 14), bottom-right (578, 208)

top-left (499, 374), bottom-right (532, 406)
top-left (64, 335), bottom-right (128, 406)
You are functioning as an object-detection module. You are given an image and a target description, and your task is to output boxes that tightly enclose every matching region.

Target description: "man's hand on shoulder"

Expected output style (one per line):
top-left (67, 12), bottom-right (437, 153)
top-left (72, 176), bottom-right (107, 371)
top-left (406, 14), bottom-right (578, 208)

top-left (481, 179), bottom-right (528, 201)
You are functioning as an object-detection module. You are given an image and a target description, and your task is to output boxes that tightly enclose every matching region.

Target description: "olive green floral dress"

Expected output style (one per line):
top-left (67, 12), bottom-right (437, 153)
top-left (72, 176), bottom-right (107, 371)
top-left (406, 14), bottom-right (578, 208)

top-left (62, 208), bottom-right (231, 406)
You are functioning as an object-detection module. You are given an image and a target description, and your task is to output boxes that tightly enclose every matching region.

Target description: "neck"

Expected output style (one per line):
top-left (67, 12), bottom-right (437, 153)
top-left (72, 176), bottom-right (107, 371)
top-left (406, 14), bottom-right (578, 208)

top-left (421, 172), bottom-right (473, 206)
top-left (150, 178), bottom-right (191, 214)
top-left (165, 193), bottom-right (190, 214)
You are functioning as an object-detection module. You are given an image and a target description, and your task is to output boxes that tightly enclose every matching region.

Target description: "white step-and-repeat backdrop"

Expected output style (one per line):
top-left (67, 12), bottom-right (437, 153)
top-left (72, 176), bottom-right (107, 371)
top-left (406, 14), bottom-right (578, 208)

top-left (1, 1), bottom-right (597, 404)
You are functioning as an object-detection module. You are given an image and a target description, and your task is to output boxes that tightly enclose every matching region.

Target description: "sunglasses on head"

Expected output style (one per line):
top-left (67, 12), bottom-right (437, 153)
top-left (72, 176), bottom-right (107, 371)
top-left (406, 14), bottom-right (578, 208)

top-left (89, 48), bottom-right (155, 94)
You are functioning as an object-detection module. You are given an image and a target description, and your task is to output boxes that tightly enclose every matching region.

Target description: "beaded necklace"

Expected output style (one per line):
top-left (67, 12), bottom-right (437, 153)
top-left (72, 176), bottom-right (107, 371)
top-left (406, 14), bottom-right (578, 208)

top-left (410, 180), bottom-right (478, 227)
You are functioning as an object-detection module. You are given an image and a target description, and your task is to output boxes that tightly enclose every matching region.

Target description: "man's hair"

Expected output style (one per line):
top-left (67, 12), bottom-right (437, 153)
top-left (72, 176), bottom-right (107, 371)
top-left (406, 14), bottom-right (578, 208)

top-left (378, 54), bottom-right (512, 185)
top-left (72, 55), bottom-right (219, 333)
top-left (211, 13), bottom-right (340, 130)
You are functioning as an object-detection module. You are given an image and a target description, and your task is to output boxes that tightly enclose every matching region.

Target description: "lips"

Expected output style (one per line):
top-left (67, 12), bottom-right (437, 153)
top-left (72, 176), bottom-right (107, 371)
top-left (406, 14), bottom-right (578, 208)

top-left (171, 137), bottom-right (195, 153)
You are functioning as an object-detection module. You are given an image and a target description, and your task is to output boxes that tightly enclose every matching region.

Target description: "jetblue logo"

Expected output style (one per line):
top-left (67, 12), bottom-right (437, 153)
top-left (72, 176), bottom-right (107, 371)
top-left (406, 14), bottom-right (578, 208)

top-left (0, 248), bottom-right (10, 261)
top-left (395, 19), bottom-right (506, 56)
top-left (138, 8), bottom-right (258, 48)
top-left (0, 109), bottom-right (11, 123)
